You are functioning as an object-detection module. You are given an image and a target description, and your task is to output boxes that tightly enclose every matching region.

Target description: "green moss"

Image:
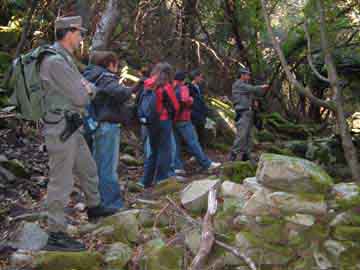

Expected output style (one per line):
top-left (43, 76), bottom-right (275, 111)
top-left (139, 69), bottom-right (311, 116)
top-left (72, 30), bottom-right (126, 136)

top-left (221, 161), bottom-right (256, 184)
top-left (36, 251), bottom-right (103, 270)
top-left (265, 145), bottom-right (295, 156)
top-left (333, 226), bottom-right (360, 241)
top-left (297, 192), bottom-right (325, 202)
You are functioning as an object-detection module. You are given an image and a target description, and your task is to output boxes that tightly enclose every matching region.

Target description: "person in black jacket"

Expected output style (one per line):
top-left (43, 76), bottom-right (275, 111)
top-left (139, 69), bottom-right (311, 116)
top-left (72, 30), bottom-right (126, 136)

top-left (188, 70), bottom-right (210, 147)
top-left (83, 51), bottom-right (133, 210)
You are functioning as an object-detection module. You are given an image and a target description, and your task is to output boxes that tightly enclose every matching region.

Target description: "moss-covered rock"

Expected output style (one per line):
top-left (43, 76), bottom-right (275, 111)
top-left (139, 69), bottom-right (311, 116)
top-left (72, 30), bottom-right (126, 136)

top-left (221, 161), bottom-right (256, 184)
top-left (256, 153), bottom-right (334, 194)
top-left (340, 247), bottom-right (360, 270)
top-left (35, 251), bottom-right (103, 270)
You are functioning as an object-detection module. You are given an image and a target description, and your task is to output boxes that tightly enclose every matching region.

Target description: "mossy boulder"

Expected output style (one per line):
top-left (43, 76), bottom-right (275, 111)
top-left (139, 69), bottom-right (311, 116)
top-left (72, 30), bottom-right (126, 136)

top-left (221, 161), bottom-right (256, 184)
top-left (103, 242), bottom-right (133, 269)
top-left (119, 154), bottom-right (143, 166)
top-left (331, 182), bottom-right (360, 210)
top-left (256, 153), bottom-right (333, 194)
top-left (35, 251), bottom-right (103, 270)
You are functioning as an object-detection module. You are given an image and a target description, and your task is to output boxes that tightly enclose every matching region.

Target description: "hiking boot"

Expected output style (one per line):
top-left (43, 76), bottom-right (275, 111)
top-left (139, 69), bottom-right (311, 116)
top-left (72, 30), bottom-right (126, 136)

top-left (43, 231), bottom-right (86, 252)
top-left (208, 162), bottom-right (221, 170)
top-left (87, 205), bottom-right (117, 222)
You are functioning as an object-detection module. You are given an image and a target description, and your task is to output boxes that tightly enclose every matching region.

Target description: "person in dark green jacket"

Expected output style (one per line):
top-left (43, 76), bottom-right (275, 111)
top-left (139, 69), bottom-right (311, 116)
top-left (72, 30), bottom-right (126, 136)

top-left (229, 68), bottom-right (269, 162)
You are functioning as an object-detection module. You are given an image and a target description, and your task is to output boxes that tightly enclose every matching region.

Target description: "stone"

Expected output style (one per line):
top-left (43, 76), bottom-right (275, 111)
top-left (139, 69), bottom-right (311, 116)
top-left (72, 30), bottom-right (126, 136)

top-left (7, 222), bottom-right (48, 251)
top-left (35, 251), bottom-right (103, 270)
top-left (104, 242), bottom-right (133, 269)
top-left (331, 182), bottom-right (360, 210)
top-left (242, 177), bottom-right (262, 193)
top-left (256, 153), bottom-right (333, 194)
top-left (220, 181), bottom-right (251, 199)
top-left (221, 161), bottom-right (256, 184)
top-left (330, 210), bottom-right (360, 227)
top-left (140, 244), bottom-right (184, 270)
top-left (181, 179), bottom-right (221, 213)
top-left (152, 178), bottom-right (183, 197)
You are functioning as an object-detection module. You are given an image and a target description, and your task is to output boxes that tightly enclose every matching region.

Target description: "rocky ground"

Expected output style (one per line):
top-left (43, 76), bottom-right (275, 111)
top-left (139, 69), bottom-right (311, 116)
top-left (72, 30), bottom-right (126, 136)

top-left (1, 116), bottom-right (360, 270)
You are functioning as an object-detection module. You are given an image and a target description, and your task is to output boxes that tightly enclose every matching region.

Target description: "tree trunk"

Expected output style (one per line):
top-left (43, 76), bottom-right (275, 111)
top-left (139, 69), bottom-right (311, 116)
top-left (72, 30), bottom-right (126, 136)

top-left (317, 0), bottom-right (360, 182)
top-left (92, 0), bottom-right (121, 50)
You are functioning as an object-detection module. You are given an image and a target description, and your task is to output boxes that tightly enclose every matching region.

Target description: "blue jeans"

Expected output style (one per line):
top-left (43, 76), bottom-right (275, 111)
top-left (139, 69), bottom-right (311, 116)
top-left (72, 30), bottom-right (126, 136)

top-left (142, 120), bottom-right (175, 187)
top-left (141, 125), bottom-right (176, 183)
top-left (93, 123), bottom-right (123, 209)
top-left (174, 121), bottom-right (211, 170)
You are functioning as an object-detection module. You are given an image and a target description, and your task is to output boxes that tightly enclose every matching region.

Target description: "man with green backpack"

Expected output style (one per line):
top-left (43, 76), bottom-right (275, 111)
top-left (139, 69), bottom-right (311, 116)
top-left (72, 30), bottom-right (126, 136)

top-left (10, 16), bottom-right (116, 251)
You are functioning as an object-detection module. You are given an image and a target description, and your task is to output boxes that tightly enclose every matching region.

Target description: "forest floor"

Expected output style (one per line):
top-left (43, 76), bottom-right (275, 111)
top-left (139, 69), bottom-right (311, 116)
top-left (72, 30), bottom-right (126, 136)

top-left (0, 121), bottom-right (232, 269)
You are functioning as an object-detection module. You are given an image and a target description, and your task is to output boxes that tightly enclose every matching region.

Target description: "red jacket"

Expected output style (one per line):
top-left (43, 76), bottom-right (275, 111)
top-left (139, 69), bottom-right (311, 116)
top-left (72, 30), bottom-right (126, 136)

top-left (144, 76), bottom-right (179, 121)
top-left (174, 81), bottom-right (193, 122)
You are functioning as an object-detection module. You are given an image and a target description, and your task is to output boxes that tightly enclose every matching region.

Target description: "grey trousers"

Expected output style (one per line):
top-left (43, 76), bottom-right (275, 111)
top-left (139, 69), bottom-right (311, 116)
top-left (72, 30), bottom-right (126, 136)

top-left (44, 122), bottom-right (100, 232)
top-left (231, 110), bottom-right (253, 155)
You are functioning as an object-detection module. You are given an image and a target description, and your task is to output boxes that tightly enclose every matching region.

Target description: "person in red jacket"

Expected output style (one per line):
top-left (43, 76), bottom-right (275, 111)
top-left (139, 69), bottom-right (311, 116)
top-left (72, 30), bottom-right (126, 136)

top-left (141, 63), bottom-right (180, 187)
top-left (173, 71), bottom-right (221, 174)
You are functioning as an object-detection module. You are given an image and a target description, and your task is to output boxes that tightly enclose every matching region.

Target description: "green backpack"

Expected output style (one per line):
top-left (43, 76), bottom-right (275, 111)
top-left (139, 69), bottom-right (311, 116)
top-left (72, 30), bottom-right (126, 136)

top-left (9, 45), bottom-right (63, 121)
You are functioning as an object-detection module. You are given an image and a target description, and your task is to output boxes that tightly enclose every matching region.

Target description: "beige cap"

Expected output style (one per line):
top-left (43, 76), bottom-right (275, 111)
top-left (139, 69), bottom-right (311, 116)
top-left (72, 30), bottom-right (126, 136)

top-left (54, 16), bottom-right (87, 32)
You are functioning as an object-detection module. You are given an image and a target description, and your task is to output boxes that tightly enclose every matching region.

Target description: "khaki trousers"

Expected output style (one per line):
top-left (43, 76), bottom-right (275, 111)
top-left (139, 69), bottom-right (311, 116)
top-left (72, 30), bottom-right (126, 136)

top-left (44, 122), bottom-right (100, 232)
top-left (231, 110), bottom-right (253, 156)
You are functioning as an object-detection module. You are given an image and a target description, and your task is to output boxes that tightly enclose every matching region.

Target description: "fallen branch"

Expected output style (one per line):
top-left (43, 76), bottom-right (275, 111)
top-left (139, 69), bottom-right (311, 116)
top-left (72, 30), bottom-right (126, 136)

top-left (166, 195), bottom-right (257, 270)
top-left (189, 188), bottom-right (217, 270)
top-left (153, 202), bottom-right (170, 229)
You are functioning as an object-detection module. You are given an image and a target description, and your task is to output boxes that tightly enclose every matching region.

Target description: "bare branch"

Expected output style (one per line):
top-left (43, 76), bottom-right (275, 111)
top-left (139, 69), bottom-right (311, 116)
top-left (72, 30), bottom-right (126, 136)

top-left (303, 20), bottom-right (330, 83)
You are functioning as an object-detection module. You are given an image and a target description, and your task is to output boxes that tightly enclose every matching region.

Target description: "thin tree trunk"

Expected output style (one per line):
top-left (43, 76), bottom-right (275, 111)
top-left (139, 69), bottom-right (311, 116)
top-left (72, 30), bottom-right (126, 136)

top-left (260, 0), bottom-right (335, 112)
top-left (317, 0), bottom-right (360, 182)
top-left (92, 0), bottom-right (121, 50)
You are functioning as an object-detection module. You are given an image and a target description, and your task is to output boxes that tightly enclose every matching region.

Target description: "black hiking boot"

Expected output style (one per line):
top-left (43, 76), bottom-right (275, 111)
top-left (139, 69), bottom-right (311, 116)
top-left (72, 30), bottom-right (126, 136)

top-left (43, 231), bottom-right (86, 252)
top-left (87, 205), bottom-right (117, 222)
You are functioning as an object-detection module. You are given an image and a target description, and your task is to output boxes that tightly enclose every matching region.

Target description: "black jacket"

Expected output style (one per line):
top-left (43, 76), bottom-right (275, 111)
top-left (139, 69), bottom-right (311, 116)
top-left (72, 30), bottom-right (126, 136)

top-left (83, 65), bottom-right (134, 124)
top-left (187, 83), bottom-right (210, 125)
